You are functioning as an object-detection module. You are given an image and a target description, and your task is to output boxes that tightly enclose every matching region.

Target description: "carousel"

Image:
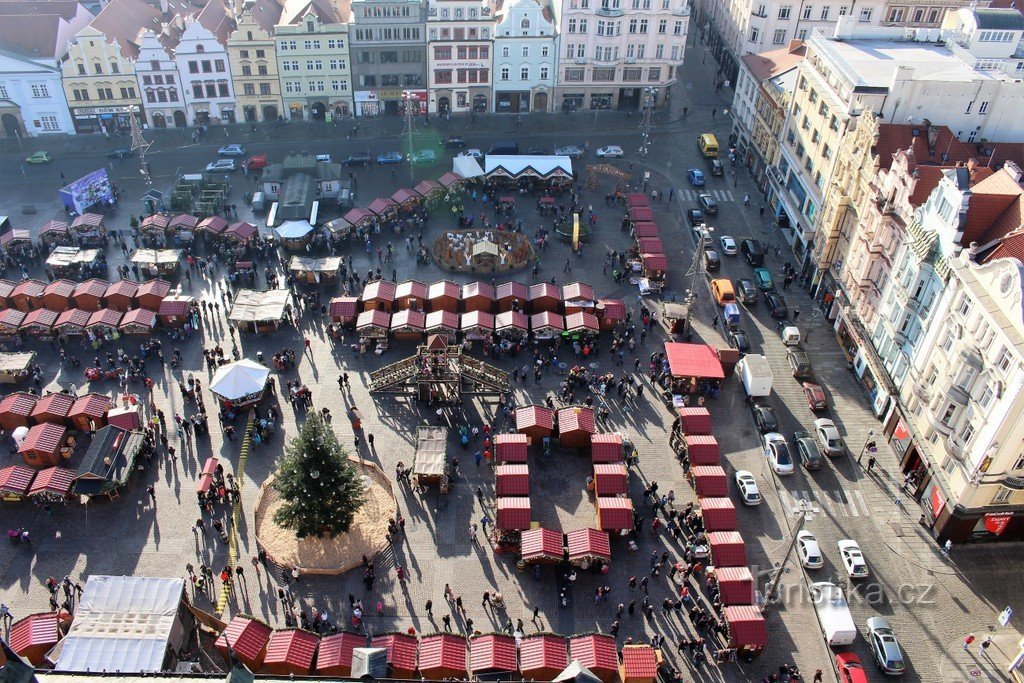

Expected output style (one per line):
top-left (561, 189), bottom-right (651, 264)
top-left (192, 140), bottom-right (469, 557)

top-left (431, 229), bottom-right (534, 274)
top-left (210, 359), bottom-right (270, 410)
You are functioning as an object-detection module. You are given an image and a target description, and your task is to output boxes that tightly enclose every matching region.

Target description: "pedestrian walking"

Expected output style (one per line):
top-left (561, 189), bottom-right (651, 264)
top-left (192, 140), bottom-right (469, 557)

top-left (943, 539), bottom-right (953, 557)
top-left (563, 259), bottom-right (572, 273)
top-left (368, 433), bottom-right (374, 448)
top-left (743, 193), bottom-right (750, 206)
top-left (711, 314), bottom-right (719, 329)
top-left (792, 308), bottom-right (801, 321)
top-left (425, 599), bottom-right (433, 617)
top-left (146, 484), bottom-right (156, 502)
top-left (442, 614), bottom-right (452, 631)
top-left (981, 636), bottom-right (993, 655)
top-left (866, 455), bottom-right (876, 472)
top-left (964, 633), bottom-right (976, 651)
top-left (476, 486), bottom-right (484, 502)
top-left (482, 591), bottom-right (491, 607)
top-left (533, 606), bottom-right (540, 624)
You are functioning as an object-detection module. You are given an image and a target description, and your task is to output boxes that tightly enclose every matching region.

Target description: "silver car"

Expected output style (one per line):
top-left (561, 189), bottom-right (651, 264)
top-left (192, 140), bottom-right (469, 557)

top-left (555, 145), bottom-right (584, 158)
top-left (206, 159), bottom-right (236, 172)
top-left (814, 418), bottom-right (845, 457)
top-left (866, 617), bottom-right (906, 675)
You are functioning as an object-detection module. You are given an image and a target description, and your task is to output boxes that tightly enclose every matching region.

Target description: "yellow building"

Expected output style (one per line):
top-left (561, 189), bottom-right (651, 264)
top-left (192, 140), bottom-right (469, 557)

top-left (228, 0), bottom-right (286, 123)
top-left (59, 0), bottom-right (160, 134)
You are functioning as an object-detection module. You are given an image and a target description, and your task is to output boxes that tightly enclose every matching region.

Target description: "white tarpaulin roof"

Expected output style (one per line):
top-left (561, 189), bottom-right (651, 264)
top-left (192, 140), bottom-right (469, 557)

top-left (484, 155), bottom-right (573, 178)
top-left (453, 156), bottom-right (485, 178)
top-left (209, 359), bottom-right (270, 401)
top-left (54, 576), bottom-right (185, 673)
top-left (275, 220), bottom-right (315, 239)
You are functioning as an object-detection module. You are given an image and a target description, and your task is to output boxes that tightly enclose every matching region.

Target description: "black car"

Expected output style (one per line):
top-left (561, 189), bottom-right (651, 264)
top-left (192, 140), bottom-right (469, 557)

top-left (728, 329), bottom-right (751, 355)
top-left (107, 148), bottom-right (134, 159)
top-left (741, 238), bottom-right (765, 266)
top-left (707, 158), bottom-right (724, 176)
top-left (753, 404), bottom-right (778, 433)
top-left (704, 249), bottom-right (721, 273)
top-left (736, 278), bottom-right (759, 305)
top-left (765, 291), bottom-right (789, 319)
top-left (698, 193), bottom-right (719, 216)
top-left (443, 136), bottom-right (467, 148)
top-left (794, 431), bottom-right (824, 470)
top-left (341, 153), bottom-right (371, 166)
top-left (687, 209), bottom-right (705, 227)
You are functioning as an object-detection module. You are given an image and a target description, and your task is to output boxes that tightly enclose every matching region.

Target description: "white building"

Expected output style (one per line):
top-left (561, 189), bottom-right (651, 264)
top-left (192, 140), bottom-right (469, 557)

top-left (492, 0), bottom-right (558, 112)
top-left (175, 0), bottom-right (238, 125)
top-left (426, 0), bottom-right (495, 114)
top-left (553, 0), bottom-right (687, 112)
top-left (135, 26), bottom-right (188, 129)
top-left (0, 1), bottom-right (93, 137)
top-left (275, 0), bottom-right (354, 121)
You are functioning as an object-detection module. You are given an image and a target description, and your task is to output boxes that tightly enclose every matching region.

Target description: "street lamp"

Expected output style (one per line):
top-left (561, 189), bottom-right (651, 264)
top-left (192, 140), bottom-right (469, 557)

top-left (402, 91), bottom-right (418, 183)
top-left (638, 87), bottom-right (659, 190)
top-left (857, 429), bottom-right (877, 465)
top-left (764, 499), bottom-right (816, 608)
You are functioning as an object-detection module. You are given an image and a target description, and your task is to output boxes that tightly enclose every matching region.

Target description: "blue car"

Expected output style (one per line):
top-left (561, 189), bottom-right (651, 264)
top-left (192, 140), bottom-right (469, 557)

top-left (687, 169), bottom-right (706, 186)
top-left (377, 151), bottom-right (403, 164)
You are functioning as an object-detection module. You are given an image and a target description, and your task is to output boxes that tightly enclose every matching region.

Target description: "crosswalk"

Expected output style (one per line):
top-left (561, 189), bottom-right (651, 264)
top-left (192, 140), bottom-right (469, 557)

top-left (677, 189), bottom-right (736, 202)
top-left (783, 489), bottom-right (872, 518)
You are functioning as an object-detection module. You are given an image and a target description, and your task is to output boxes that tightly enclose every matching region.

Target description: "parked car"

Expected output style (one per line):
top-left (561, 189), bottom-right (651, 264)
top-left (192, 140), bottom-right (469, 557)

top-left (26, 151), bottom-right (51, 164)
top-left (342, 152), bottom-right (371, 166)
top-left (753, 267), bottom-right (774, 291)
top-left (243, 155), bottom-right (269, 171)
top-left (377, 151), bottom-right (404, 164)
top-left (409, 150), bottom-right (437, 164)
top-left (787, 349), bottom-right (813, 378)
top-left (698, 193), bottom-right (718, 215)
top-left (315, 154), bottom-right (332, 163)
top-left (218, 144), bottom-right (246, 156)
top-left (728, 329), bottom-right (751, 355)
top-left (764, 432), bottom-right (794, 475)
top-left (734, 470), bottom-right (761, 506)
top-left (687, 209), bottom-right (705, 227)
top-left (555, 145), bottom-right (584, 158)
top-left (704, 249), bottom-right (721, 273)
top-left (802, 382), bottom-right (828, 411)
top-left (443, 136), bottom-right (467, 148)
top-left (457, 149), bottom-right (483, 159)
top-left (736, 278), bottom-right (759, 305)
top-left (687, 169), bottom-right (706, 186)
top-left (794, 431), bottom-right (824, 470)
top-left (595, 145), bottom-right (624, 158)
top-left (765, 291), bottom-right (789, 319)
top-left (752, 404), bottom-right (778, 433)
top-left (719, 235), bottom-right (738, 255)
top-left (866, 617), bottom-right (906, 675)
top-left (838, 540), bottom-right (869, 579)
top-left (741, 239), bottom-right (766, 266)
top-left (206, 159), bottom-right (237, 172)
top-left (814, 418), bottom-right (845, 457)
top-left (107, 148), bottom-right (134, 159)
top-left (797, 530), bottom-right (824, 568)
top-left (707, 158), bottom-right (725, 176)
top-left (836, 653), bottom-right (869, 683)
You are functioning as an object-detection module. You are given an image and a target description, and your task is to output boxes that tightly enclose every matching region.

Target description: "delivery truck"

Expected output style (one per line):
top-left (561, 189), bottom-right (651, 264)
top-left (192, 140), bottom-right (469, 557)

top-left (736, 354), bottom-right (772, 398)
top-left (810, 582), bottom-right (858, 647)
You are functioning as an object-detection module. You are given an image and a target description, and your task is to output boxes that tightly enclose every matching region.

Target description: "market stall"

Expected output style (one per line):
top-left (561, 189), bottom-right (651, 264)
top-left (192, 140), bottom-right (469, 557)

top-left (691, 465), bottom-right (728, 497)
top-left (72, 279), bottom-right (108, 311)
top-left (210, 359), bottom-right (270, 408)
top-left (0, 465), bottom-right (35, 501)
top-left (673, 406), bottom-right (712, 435)
top-left (700, 497), bottom-right (738, 532)
top-left (0, 308), bottom-right (26, 339)
top-left (717, 566), bottom-right (755, 606)
top-left (413, 427), bottom-right (449, 491)
top-left (11, 279), bottom-right (45, 312)
top-left (275, 220), bottom-right (317, 250)
top-left (593, 462), bottom-right (628, 496)
top-left (595, 497), bottom-right (633, 533)
top-left (469, 634), bottom-right (518, 678)
top-left (707, 530), bottom-right (747, 568)
top-left (28, 466), bottom-right (76, 500)
top-left (38, 219), bottom-right (71, 246)
top-left (288, 256), bottom-right (341, 284)
top-left (664, 342), bottom-right (726, 393)
top-left (136, 279), bottom-right (170, 310)
top-left (18, 423), bottom-right (69, 467)
top-left (197, 215), bottom-right (229, 236)
top-left (131, 249), bottom-right (182, 277)
top-left (495, 281), bottom-right (530, 313)
top-left (0, 279), bottom-right (13, 308)
top-left (0, 351), bottom-right (34, 384)
top-left (515, 404), bottom-right (553, 444)
top-left (529, 283), bottom-right (561, 314)
top-left (19, 309), bottom-right (58, 337)
top-left (495, 463), bottom-right (529, 496)
top-left (68, 393), bottom-right (110, 432)
top-left (620, 645), bottom-right (658, 683)
top-left (628, 206), bottom-right (653, 224)
top-left (519, 635), bottom-right (568, 680)
top-left (682, 434), bottom-right (720, 466)
top-left (425, 310), bottom-right (458, 337)
top-left (462, 281), bottom-right (495, 313)
top-left (590, 433), bottom-right (623, 463)
top-left (568, 635), bottom-right (618, 683)
top-left (395, 280), bottom-right (428, 311)
top-left (41, 280), bottom-right (75, 312)
top-left (262, 628), bottom-right (319, 676)
top-left (329, 296), bottom-right (359, 327)
top-left (103, 280), bottom-right (139, 312)
top-left (30, 392), bottom-right (74, 427)
top-left (228, 289), bottom-right (290, 333)
top-left (418, 634), bottom-right (467, 680)
top-left (566, 528), bottom-right (611, 568)
top-left (640, 253), bottom-right (667, 283)
top-left (54, 308), bottom-right (90, 336)
top-left (224, 221), bottom-right (258, 245)
top-left (0, 392), bottom-right (37, 430)
top-left (520, 527), bottom-right (564, 564)
top-left (86, 309), bottom-right (123, 337)
top-left (168, 214), bottom-right (198, 243)
top-left (562, 282), bottom-right (596, 314)
top-left (530, 311), bottom-right (563, 340)
top-left (635, 237), bottom-right (664, 256)
top-left (428, 281), bottom-right (461, 313)
top-left (564, 312), bottom-right (600, 340)
top-left (460, 310), bottom-right (494, 341)
top-left (216, 615), bottom-right (272, 671)
top-left (69, 212), bottom-right (106, 245)
top-left (370, 633), bottom-right (418, 679)
top-left (632, 222), bottom-right (659, 239)
top-left (495, 310), bottom-right (528, 340)
top-left (356, 310), bottom-right (391, 347)
top-left (317, 631), bottom-right (364, 677)
top-left (490, 433), bottom-right (526, 464)
top-left (595, 299), bottom-right (626, 333)
top-left (139, 214), bottom-right (170, 246)
top-left (362, 280), bottom-right (397, 312)
top-left (119, 308), bottom-right (157, 336)
top-left (558, 406), bottom-right (595, 449)
top-left (414, 179), bottom-right (442, 200)
top-left (367, 197), bottom-right (398, 221)
top-left (625, 193), bottom-right (649, 208)
top-left (8, 612), bottom-right (63, 665)
top-left (496, 496), bottom-right (531, 530)
top-left (390, 309), bottom-right (426, 341)
top-left (722, 605), bottom-right (767, 657)
top-left (390, 188), bottom-right (421, 210)
top-left (438, 172), bottom-right (464, 189)
top-left (157, 296), bottom-right (193, 328)
top-left (46, 248), bottom-right (105, 280)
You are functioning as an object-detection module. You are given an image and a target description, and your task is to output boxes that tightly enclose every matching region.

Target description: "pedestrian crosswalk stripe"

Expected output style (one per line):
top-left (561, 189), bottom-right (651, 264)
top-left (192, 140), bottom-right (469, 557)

top-left (786, 489), bottom-right (871, 517)
top-left (678, 189), bottom-right (735, 202)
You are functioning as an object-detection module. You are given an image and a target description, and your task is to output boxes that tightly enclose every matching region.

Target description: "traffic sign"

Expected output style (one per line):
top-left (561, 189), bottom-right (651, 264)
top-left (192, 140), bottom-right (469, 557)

top-left (999, 606), bottom-right (1013, 627)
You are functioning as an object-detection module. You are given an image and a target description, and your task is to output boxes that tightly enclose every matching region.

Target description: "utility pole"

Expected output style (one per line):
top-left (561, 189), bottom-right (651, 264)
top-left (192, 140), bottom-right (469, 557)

top-left (402, 92), bottom-right (418, 184)
top-left (128, 105), bottom-right (152, 185)
top-left (763, 500), bottom-right (816, 609)
top-left (638, 87), bottom-right (658, 191)
top-left (857, 429), bottom-right (877, 464)
top-left (682, 225), bottom-right (713, 335)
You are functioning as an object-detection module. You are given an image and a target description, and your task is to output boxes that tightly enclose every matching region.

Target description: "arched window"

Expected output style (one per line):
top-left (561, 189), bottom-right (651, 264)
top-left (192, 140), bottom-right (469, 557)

top-left (441, 8), bottom-right (448, 18)
top-left (455, 8), bottom-right (463, 18)
top-left (247, 31), bottom-right (253, 40)
top-left (482, 28), bottom-right (489, 38)
top-left (469, 8), bottom-right (476, 17)
top-left (521, 17), bottom-right (530, 28)
top-left (430, 28), bottom-right (437, 39)
top-left (196, 44), bottom-right (205, 53)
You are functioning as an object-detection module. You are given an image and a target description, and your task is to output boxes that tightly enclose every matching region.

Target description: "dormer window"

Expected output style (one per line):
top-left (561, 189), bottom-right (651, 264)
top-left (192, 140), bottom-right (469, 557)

top-left (521, 18), bottom-right (530, 28)
top-left (196, 44), bottom-right (205, 53)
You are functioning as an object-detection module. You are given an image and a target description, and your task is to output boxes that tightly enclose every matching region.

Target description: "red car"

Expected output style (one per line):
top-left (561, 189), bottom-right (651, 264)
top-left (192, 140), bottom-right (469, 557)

top-left (802, 381), bottom-right (828, 411)
top-left (836, 653), bottom-right (868, 683)
top-left (243, 154), bottom-right (268, 171)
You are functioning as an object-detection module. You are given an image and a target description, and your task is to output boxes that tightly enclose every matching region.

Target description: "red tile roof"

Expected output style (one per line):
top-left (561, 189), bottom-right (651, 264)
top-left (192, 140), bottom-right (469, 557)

top-left (519, 635), bottom-right (568, 680)
top-left (558, 406), bottom-right (595, 434)
top-left (54, 308), bottom-right (90, 329)
top-left (529, 282), bottom-right (560, 301)
top-left (740, 40), bottom-right (806, 82)
top-left (0, 392), bottom-right (37, 418)
top-left (590, 432), bottom-right (623, 463)
top-left (28, 466), bottom-right (75, 497)
top-left (138, 278), bottom-right (172, 299)
top-left (462, 281), bottom-right (495, 300)
top-left (31, 393), bottom-right (74, 420)
top-left (469, 634), bottom-right (518, 675)
top-left (44, 279), bottom-right (76, 299)
top-left (263, 628), bottom-right (318, 674)
top-left (219, 615), bottom-right (272, 666)
top-left (568, 635), bottom-right (618, 676)
top-left (520, 528), bottom-right (565, 563)
top-left (495, 496), bottom-right (532, 530)
top-left (69, 393), bottom-right (111, 419)
top-left (104, 279), bottom-right (139, 299)
top-left (12, 279), bottom-right (45, 298)
top-left (19, 423), bottom-right (66, 456)
top-left (874, 123), bottom-right (975, 171)
top-left (316, 631), bottom-right (362, 675)
top-left (566, 528), bottom-right (611, 562)
top-left (74, 279), bottom-right (108, 299)
top-left (0, 465), bottom-right (35, 495)
top-left (494, 433), bottom-right (528, 462)
top-left (21, 308), bottom-right (58, 331)
top-left (621, 645), bottom-right (658, 679)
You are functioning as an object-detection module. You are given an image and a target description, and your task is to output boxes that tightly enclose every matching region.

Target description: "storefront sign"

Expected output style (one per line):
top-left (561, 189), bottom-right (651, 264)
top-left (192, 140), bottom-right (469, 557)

top-left (378, 89), bottom-right (404, 100)
top-left (929, 485), bottom-right (945, 518)
top-left (985, 513), bottom-right (1013, 536)
top-left (354, 91), bottom-right (378, 102)
top-left (436, 60), bottom-right (488, 69)
top-left (74, 106), bottom-right (134, 115)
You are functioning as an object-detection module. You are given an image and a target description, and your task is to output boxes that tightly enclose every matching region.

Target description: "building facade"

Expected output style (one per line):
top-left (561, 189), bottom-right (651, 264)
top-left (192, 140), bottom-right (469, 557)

top-left (228, 0), bottom-right (285, 123)
top-left (553, 0), bottom-right (687, 112)
top-left (175, 2), bottom-right (238, 125)
top-left (275, 0), bottom-right (353, 121)
top-left (492, 0), bottom-right (557, 112)
top-left (134, 27), bottom-right (187, 129)
top-left (426, 0), bottom-right (495, 114)
top-left (350, 0), bottom-right (427, 116)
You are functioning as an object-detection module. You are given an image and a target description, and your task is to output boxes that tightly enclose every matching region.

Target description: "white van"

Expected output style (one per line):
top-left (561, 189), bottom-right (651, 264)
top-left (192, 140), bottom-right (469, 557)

top-left (810, 582), bottom-right (857, 646)
top-left (315, 154), bottom-right (332, 163)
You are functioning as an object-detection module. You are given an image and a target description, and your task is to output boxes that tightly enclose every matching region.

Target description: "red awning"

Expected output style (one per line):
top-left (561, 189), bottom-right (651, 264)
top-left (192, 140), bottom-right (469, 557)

top-left (217, 616), bottom-right (272, 669)
top-left (636, 237), bottom-right (664, 254)
top-left (263, 628), bottom-right (319, 675)
top-left (633, 222), bottom-right (659, 238)
top-left (568, 635), bottom-right (618, 682)
top-left (494, 433), bottom-right (528, 463)
top-left (594, 462), bottom-right (628, 496)
top-left (516, 405), bottom-right (553, 434)
top-left (495, 464), bottom-right (529, 495)
top-left (558, 406), bottom-right (595, 435)
top-left (641, 253), bottom-right (668, 271)
top-left (724, 605), bottom-right (768, 648)
top-left (461, 310), bottom-right (494, 331)
top-left (708, 531), bottom-right (747, 567)
top-left (158, 298), bottom-right (191, 317)
top-left (590, 433), bottom-right (623, 463)
top-left (418, 633), bottom-right (467, 679)
top-left (520, 528), bottom-right (564, 564)
top-left (0, 465), bottom-right (36, 496)
top-left (665, 342), bottom-right (725, 379)
top-left (495, 310), bottom-right (528, 331)
top-left (368, 197), bottom-right (398, 215)
top-left (717, 566), bottom-right (755, 605)
top-left (565, 312), bottom-right (599, 332)
top-left (629, 206), bottom-right (653, 222)
top-left (596, 497), bottom-right (633, 531)
top-left (496, 496), bottom-right (531, 530)
top-left (685, 434), bottom-right (720, 465)
top-left (469, 634), bottom-right (518, 675)
top-left (675, 407), bottom-right (712, 435)
top-left (566, 528), bottom-right (611, 564)
top-left (362, 279), bottom-right (397, 302)
top-left (391, 309), bottom-right (426, 331)
top-left (329, 296), bottom-right (359, 319)
top-left (621, 645), bottom-right (658, 680)
top-left (317, 631), bottom-right (363, 676)
top-left (519, 635), bottom-right (567, 680)
top-left (626, 193), bottom-right (649, 208)
top-left (370, 633), bottom-right (418, 678)
top-left (700, 497), bottom-right (737, 532)
top-left (691, 465), bottom-right (728, 497)
top-left (357, 309), bottom-right (391, 331)
top-left (9, 612), bottom-right (60, 665)
top-left (28, 466), bottom-right (75, 497)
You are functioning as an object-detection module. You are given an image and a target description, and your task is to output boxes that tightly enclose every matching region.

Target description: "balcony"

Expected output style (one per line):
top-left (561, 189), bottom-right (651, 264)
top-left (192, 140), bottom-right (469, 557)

top-left (673, 5), bottom-right (690, 16)
top-left (913, 382), bottom-right (932, 403)
top-left (596, 6), bottom-right (624, 16)
top-left (945, 433), bottom-right (966, 461)
top-left (927, 411), bottom-right (954, 436)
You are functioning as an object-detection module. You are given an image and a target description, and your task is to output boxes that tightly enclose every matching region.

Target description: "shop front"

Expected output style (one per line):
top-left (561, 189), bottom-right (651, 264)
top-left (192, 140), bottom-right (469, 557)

top-left (432, 86), bottom-right (489, 114)
top-left (71, 106), bottom-right (143, 135)
top-left (495, 90), bottom-right (530, 113)
top-left (355, 89), bottom-right (424, 117)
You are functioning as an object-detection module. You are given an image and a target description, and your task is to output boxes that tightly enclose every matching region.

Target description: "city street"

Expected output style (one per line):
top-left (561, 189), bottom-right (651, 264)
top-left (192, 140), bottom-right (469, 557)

top-left (0, 38), bottom-right (1022, 683)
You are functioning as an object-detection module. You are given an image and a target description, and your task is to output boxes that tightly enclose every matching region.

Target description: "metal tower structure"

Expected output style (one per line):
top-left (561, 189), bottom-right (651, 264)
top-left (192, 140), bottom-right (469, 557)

top-left (637, 86), bottom-right (659, 190)
top-left (128, 106), bottom-right (152, 184)
top-left (402, 92), bottom-right (419, 183)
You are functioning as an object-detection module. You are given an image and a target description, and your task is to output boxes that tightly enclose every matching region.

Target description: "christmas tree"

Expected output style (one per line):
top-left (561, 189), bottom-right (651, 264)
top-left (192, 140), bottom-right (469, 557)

top-left (272, 414), bottom-right (366, 538)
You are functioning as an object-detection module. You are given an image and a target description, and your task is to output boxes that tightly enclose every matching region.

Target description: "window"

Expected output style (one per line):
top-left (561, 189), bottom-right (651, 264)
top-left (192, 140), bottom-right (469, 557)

top-left (928, 9), bottom-right (939, 23)
top-left (214, 60), bottom-right (225, 72)
top-left (811, 129), bottom-right (819, 143)
top-left (957, 296), bottom-right (973, 317)
top-left (362, 75), bottom-right (376, 86)
top-left (243, 83), bottom-right (255, 96)
top-left (192, 83), bottom-right (204, 98)
top-left (1013, 453), bottom-right (1024, 471)
top-left (626, 19), bottom-right (635, 34)
top-left (639, 19), bottom-right (648, 33)
top-left (522, 46), bottom-right (529, 57)
top-left (501, 66), bottom-right (510, 80)
top-left (992, 487), bottom-right (1013, 505)
top-left (820, 6), bottom-right (829, 20)
top-left (829, 115), bottom-right (839, 131)
top-left (648, 67), bottom-right (660, 81)
top-left (859, 7), bottom-right (872, 21)
top-left (802, 4), bottom-right (813, 19)
top-left (674, 21), bottom-right (683, 35)
top-left (382, 75), bottom-right (399, 86)
top-left (145, 89), bottom-right (155, 103)
top-left (381, 51), bottom-right (398, 64)
top-left (778, 5), bottom-right (791, 19)
top-left (823, 143), bottom-right (832, 159)
top-left (995, 348), bottom-right (1012, 372)
top-left (521, 65), bottom-right (529, 79)
top-left (434, 46), bottom-right (451, 60)
top-left (119, 86), bottom-right (135, 99)
top-left (655, 44), bottom-right (664, 58)
top-left (887, 8), bottom-right (903, 22)
top-left (256, 50), bottom-right (265, 58)
top-left (77, 63), bottom-right (86, 75)
top-left (566, 43), bottom-right (575, 58)
top-left (540, 66), bottom-right (549, 80)
top-left (260, 83), bottom-right (271, 95)
top-left (749, 27), bottom-right (759, 43)
top-left (39, 115), bottom-right (59, 131)
top-left (168, 87), bottom-right (177, 101)
top-left (658, 19), bottom-right (667, 33)
top-left (579, 19), bottom-right (588, 32)
top-left (542, 46), bottom-right (549, 57)
top-left (205, 84), bottom-right (216, 97)
top-left (593, 67), bottom-right (616, 81)
top-left (30, 84), bottom-right (49, 98)
top-left (623, 66), bottom-right (641, 81)
top-left (564, 67), bottom-right (584, 81)
top-left (819, 102), bottom-right (829, 117)
top-left (241, 65), bottom-right (252, 76)
top-left (567, 19), bottom-right (577, 33)
top-left (773, 29), bottom-right (786, 44)
top-left (979, 101), bottom-right (989, 114)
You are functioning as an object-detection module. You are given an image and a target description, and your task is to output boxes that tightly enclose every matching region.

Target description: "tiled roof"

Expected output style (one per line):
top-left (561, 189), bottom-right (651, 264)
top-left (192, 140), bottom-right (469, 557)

top-left (963, 168), bottom-right (1024, 245)
top-left (985, 230), bottom-right (1024, 263)
top-left (0, 1), bottom-right (84, 58)
top-left (196, 0), bottom-right (237, 46)
top-left (90, 0), bottom-right (165, 59)
top-left (243, 0), bottom-right (284, 35)
top-left (740, 40), bottom-right (806, 83)
top-left (874, 123), bottom-right (975, 171)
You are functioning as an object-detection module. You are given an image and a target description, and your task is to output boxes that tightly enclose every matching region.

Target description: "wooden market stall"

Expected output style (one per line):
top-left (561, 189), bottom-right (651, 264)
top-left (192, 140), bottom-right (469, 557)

top-left (632, 222), bottom-right (659, 239)
top-left (593, 462), bottom-right (628, 496)
top-left (460, 310), bottom-right (494, 341)
top-left (691, 465), bottom-right (728, 497)
top-left (469, 634), bottom-right (518, 678)
top-left (0, 279), bottom-right (13, 308)
top-left (1, 229), bottom-right (33, 252)
top-left (210, 359), bottom-right (270, 408)
top-left (700, 497), bottom-right (738, 532)
top-left (428, 281), bottom-right (461, 313)
top-left (158, 296), bottom-right (193, 328)
top-left (28, 466), bottom-right (76, 500)
top-left (414, 179), bottom-right (442, 200)
top-left (225, 221), bottom-right (258, 245)
top-left (424, 310), bottom-right (458, 337)
top-left (120, 308), bottom-right (157, 336)
top-left (494, 433), bottom-right (528, 463)
top-left (367, 197), bottom-right (398, 220)
top-left (288, 256), bottom-right (341, 284)
top-left (682, 434), bottom-right (720, 466)
top-left (19, 309), bottom-right (58, 337)
top-left (566, 528), bottom-right (611, 568)
top-left (568, 635), bottom-right (619, 683)
top-left (38, 219), bottom-right (70, 246)
top-left (619, 645), bottom-right (658, 683)
top-left (672, 406), bottom-right (712, 435)
top-left (635, 237), bottom-right (664, 256)
top-left (722, 605), bottom-right (767, 658)
top-left (495, 281), bottom-right (530, 313)
top-left (0, 392), bottom-right (37, 430)
top-left (136, 279), bottom-right (171, 310)
top-left (343, 207), bottom-right (375, 231)
top-left (0, 351), bottom-right (34, 384)
top-left (708, 530), bottom-right (747, 568)
top-left (520, 528), bottom-right (565, 565)
top-left (461, 281), bottom-right (495, 313)
top-left (362, 280), bottom-right (397, 312)
top-left (0, 308), bottom-right (25, 338)
top-left (370, 633), bottom-right (418, 679)
top-left (8, 612), bottom-right (64, 665)
top-left (413, 426), bottom-right (449, 490)
top-left (228, 289), bottom-right (290, 334)
top-left (519, 635), bottom-right (567, 680)
top-left (529, 311), bottom-right (563, 342)
top-left (317, 631), bottom-right (365, 676)
top-left (663, 342), bottom-right (726, 394)
top-left (717, 566), bottom-right (756, 606)
top-left (417, 633), bottom-right (468, 680)
top-left (72, 426), bottom-right (144, 497)
top-left (140, 214), bottom-right (170, 245)
top-left (168, 214), bottom-right (199, 242)
top-left (197, 215), bottom-right (229, 236)
top-left (11, 279), bottom-right (45, 312)
top-left (45, 248), bottom-right (104, 278)
top-left (640, 253), bottom-right (667, 284)
top-left (515, 404), bottom-right (553, 444)
top-left (68, 393), bottom-right (110, 432)
top-left (131, 248), bottom-right (182, 277)
top-left (216, 615), bottom-right (273, 670)
top-left (262, 628), bottom-right (319, 676)
top-left (529, 283), bottom-right (561, 314)
top-left (590, 433), bottom-right (623, 463)
top-left (558, 406), bottom-right (595, 449)
top-left (18, 423), bottom-right (69, 467)
top-left (625, 192), bottom-right (649, 208)
top-left (495, 463), bottom-right (529, 496)
top-left (72, 279), bottom-right (108, 311)
top-left (0, 465), bottom-right (36, 501)
top-left (395, 280), bottom-right (428, 311)
top-left (42, 280), bottom-right (76, 311)
top-left (391, 188), bottom-right (421, 209)
top-left (30, 392), bottom-right (74, 427)
top-left (628, 206), bottom-right (653, 224)
top-left (595, 497), bottom-right (633, 533)
top-left (390, 309), bottom-right (426, 341)
top-left (103, 280), bottom-right (139, 312)
top-left (565, 312), bottom-right (600, 339)
top-left (69, 212), bottom-right (106, 244)
top-left (54, 308), bottom-right (90, 337)
top-left (329, 296), bottom-right (359, 327)
top-left (494, 310), bottom-right (528, 340)
top-left (356, 310), bottom-right (391, 347)
top-left (562, 282), bottom-right (596, 314)
top-left (86, 309), bottom-right (123, 337)
top-left (496, 496), bottom-right (531, 530)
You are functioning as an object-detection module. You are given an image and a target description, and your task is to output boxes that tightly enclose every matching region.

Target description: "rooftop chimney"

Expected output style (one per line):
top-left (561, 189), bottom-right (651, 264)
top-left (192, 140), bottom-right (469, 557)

top-left (1004, 160), bottom-right (1023, 184)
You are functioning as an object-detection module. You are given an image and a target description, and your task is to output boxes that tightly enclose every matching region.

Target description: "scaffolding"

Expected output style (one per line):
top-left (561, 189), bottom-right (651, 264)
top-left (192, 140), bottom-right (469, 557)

top-left (369, 334), bottom-right (509, 400)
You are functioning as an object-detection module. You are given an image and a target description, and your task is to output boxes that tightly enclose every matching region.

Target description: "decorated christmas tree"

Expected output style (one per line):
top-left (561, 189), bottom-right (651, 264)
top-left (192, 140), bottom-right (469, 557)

top-left (272, 414), bottom-right (366, 538)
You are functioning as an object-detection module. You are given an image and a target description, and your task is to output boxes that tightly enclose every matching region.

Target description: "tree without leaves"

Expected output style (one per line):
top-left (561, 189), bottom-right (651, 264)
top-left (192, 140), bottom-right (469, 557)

top-left (272, 413), bottom-right (366, 538)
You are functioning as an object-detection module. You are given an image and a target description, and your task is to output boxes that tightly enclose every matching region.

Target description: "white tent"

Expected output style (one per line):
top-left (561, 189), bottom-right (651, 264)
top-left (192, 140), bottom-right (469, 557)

top-left (453, 155), bottom-right (485, 178)
top-left (484, 155), bottom-right (572, 179)
top-left (209, 359), bottom-right (271, 401)
top-left (275, 220), bottom-right (315, 240)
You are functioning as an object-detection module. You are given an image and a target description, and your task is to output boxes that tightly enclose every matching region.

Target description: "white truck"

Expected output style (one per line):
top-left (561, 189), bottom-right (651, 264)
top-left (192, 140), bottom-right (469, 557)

top-left (737, 354), bottom-right (772, 398)
top-left (810, 581), bottom-right (858, 646)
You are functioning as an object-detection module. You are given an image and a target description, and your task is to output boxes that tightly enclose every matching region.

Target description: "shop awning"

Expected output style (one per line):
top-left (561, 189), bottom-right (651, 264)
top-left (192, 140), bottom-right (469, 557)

top-left (665, 342), bottom-right (725, 379)
top-left (438, 172), bottom-right (464, 188)
top-left (391, 309), bottom-right (426, 331)
top-left (425, 310), bottom-right (458, 333)
top-left (368, 197), bottom-right (398, 216)
top-left (329, 296), bottom-right (359, 319)
top-left (641, 253), bottom-right (668, 271)
top-left (562, 282), bottom-right (595, 302)
top-left (520, 527), bottom-right (564, 564)
top-left (9, 612), bottom-right (61, 665)
top-left (566, 528), bottom-right (611, 564)
top-left (496, 281), bottom-right (530, 302)
top-left (531, 311), bottom-right (564, 332)
top-left (629, 206), bottom-right (653, 222)
top-left (493, 433), bottom-right (527, 463)
top-left (484, 155), bottom-right (572, 179)
top-left (362, 279), bottom-right (397, 303)
top-left (495, 310), bottom-right (528, 331)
